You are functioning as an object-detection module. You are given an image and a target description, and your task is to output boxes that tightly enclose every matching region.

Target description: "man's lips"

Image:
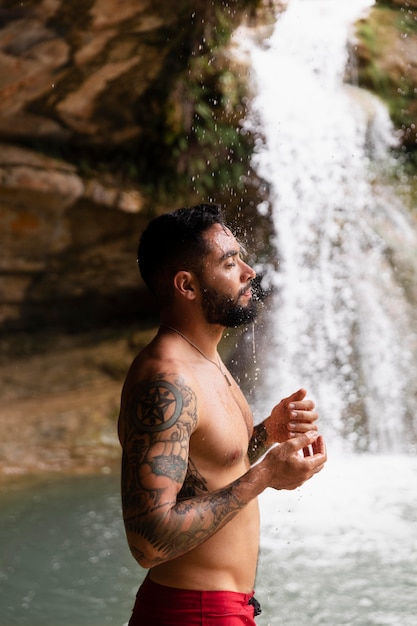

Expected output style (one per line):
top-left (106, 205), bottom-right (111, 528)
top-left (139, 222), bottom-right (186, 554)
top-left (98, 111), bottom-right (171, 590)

top-left (239, 284), bottom-right (253, 298)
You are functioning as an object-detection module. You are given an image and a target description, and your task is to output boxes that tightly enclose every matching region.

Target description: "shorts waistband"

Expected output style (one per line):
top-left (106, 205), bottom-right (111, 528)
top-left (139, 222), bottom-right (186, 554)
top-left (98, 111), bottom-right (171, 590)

top-left (140, 574), bottom-right (256, 607)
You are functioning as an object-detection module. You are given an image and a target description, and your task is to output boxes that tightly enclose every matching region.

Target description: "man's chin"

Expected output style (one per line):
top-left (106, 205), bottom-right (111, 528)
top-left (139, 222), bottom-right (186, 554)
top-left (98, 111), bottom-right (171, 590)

top-left (201, 286), bottom-right (258, 327)
top-left (224, 302), bottom-right (258, 328)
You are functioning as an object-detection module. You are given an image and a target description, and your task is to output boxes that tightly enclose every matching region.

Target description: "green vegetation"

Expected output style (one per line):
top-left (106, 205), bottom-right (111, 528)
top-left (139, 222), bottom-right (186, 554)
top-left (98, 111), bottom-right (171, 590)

top-left (355, 0), bottom-right (417, 186)
top-left (131, 0), bottom-right (264, 208)
top-left (356, 8), bottom-right (403, 118)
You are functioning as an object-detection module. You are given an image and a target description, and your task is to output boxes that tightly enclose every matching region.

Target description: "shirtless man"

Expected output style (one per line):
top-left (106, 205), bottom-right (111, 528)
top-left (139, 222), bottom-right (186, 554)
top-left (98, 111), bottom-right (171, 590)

top-left (118, 204), bottom-right (327, 625)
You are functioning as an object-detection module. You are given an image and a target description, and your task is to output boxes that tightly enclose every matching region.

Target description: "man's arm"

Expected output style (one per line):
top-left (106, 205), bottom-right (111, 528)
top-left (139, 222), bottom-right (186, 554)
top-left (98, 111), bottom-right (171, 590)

top-left (120, 373), bottom-right (326, 568)
top-left (248, 388), bottom-right (318, 464)
top-left (247, 422), bottom-right (269, 464)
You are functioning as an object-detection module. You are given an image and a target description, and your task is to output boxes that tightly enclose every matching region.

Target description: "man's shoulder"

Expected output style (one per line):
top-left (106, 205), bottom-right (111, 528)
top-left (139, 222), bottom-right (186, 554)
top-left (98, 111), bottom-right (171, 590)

top-left (121, 340), bottom-right (200, 407)
top-left (128, 341), bottom-right (199, 389)
top-left (119, 354), bottom-right (200, 438)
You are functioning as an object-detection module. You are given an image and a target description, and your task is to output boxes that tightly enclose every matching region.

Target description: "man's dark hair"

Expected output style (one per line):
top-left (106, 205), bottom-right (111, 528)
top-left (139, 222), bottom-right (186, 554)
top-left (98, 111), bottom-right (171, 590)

top-left (137, 203), bottom-right (227, 303)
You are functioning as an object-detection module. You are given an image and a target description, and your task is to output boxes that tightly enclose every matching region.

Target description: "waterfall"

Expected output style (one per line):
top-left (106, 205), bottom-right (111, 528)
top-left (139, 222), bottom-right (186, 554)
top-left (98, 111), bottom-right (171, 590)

top-left (238, 0), bottom-right (417, 453)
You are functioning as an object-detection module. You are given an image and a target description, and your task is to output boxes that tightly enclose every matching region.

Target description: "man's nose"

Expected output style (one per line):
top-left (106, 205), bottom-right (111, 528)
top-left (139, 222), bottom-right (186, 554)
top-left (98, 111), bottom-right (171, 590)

top-left (242, 260), bottom-right (256, 281)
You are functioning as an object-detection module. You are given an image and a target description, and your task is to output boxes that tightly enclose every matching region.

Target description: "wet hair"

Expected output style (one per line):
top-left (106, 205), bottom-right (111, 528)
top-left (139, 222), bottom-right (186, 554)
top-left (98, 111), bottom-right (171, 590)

top-left (137, 203), bottom-right (227, 304)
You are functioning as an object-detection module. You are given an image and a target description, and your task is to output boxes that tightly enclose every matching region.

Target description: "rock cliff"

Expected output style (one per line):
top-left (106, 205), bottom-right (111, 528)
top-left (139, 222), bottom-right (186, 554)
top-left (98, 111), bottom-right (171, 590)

top-left (0, 0), bottom-right (276, 477)
top-left (0, 0), bottom-right (273, 336)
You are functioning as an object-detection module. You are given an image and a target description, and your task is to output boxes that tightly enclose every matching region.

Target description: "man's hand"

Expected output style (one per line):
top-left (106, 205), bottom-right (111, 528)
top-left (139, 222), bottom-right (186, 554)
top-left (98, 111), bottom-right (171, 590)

top-left (262, 431), bottom-right (327, 491)
top-left (265, 388), bottom-right (319, 443)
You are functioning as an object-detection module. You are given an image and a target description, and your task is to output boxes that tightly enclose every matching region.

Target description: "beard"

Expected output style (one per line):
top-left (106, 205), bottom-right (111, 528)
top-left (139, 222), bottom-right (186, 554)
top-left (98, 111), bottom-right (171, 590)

top-left (200, 283), bottom-right (258, 328)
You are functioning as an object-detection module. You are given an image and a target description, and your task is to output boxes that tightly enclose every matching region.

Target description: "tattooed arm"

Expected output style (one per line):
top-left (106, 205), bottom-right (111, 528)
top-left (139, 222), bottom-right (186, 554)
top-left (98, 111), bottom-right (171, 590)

top-left (119, 373), bottom-right (326, 568)
top-left (119, 371), bottom-right (252, 568)
top-left (247, 388), bottom-right (319, 464)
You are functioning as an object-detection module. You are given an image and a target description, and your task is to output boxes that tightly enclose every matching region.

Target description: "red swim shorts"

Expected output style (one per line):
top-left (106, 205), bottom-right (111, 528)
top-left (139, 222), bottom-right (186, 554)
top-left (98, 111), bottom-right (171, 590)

top-left (127, 575), bottom-right (261, 625)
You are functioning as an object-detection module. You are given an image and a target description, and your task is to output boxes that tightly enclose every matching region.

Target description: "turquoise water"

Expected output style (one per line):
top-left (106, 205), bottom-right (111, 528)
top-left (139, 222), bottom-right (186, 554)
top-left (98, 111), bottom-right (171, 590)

top-left (1, 455), bottom-right (416, 626)
top-left (0, 473), bottom-right (145, 626)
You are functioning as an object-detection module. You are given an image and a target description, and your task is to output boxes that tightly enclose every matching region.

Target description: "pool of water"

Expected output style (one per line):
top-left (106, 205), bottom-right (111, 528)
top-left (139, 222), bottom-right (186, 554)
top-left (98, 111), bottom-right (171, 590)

top-left (256, 453), bottom-right (417, 626)
top-left (0, 473), bottom-right (145, 626)
top-left (1, 454), bottom-right (416, 625)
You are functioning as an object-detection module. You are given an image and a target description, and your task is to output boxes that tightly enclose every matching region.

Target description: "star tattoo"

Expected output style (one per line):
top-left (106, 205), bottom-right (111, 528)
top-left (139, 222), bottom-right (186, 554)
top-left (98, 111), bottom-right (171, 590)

top-left (133, 381), bottom-right (183, 432)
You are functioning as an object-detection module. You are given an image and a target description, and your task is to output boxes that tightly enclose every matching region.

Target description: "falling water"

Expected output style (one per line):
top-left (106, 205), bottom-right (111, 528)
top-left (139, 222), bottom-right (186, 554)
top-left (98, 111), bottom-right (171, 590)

top-left (240, 0), bottom-right (417, 453)
top-left (235, 3), bottom-right (417, 625)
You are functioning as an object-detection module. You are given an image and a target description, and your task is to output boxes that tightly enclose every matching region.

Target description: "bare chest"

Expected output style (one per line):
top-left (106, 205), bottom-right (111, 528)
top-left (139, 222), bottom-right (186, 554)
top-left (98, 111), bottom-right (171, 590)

top-left (190, 377), bottom-right (253, 474)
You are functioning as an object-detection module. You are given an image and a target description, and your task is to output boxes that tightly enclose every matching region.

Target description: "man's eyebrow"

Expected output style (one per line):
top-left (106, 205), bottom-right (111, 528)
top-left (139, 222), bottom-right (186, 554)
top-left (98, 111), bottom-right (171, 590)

top-left (219, 249), bottom-right (239, 262)
top-left (218, 243), bottom-right (247, 263)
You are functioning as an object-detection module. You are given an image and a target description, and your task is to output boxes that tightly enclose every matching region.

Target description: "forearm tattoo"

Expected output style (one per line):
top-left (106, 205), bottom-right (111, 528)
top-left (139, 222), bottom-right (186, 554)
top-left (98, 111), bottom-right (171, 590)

top-left (120, 373), bottom-right (248, 565)
top-left (247, 422), bottom-right (268, 464)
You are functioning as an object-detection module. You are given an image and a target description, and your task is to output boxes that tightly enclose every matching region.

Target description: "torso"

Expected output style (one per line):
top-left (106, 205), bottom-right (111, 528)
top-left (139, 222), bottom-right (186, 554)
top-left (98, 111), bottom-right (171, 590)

top-left (119, 331), bottom-right (260, 593)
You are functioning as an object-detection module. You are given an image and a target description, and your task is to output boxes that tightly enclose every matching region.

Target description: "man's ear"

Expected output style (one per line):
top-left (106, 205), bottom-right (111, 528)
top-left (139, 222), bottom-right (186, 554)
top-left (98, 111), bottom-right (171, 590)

top-left (173, 271), bottom-right (197, 300)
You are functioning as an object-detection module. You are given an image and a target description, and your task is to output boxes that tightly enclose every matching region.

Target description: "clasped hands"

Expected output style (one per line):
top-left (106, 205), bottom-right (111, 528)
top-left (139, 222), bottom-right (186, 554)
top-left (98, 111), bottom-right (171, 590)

top-left (261, 388), bottom-right (327, 488)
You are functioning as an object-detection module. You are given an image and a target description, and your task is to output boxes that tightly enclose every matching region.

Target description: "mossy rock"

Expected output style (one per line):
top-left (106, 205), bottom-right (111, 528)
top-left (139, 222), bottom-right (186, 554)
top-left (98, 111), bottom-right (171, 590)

top-left (353, 1), bottom-right (417, 151)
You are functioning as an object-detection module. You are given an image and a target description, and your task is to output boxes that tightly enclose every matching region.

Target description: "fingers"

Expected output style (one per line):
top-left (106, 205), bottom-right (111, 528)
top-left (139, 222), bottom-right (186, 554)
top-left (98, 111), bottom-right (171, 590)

top-left (302, 435), bottom-right (327, 478)
top-left (288, 432), bottom-right (327, 459)
top-left (302, 435), bottom-right (325, 458)
top-left (286, 388), bottom-right (307, 403)
top-left (287, 389), bottom-right (317, 438)
top-left (285, 430), bottom-right (319, 453)
top-left (269, 388), bottom-right (319, 443)
top-left (289, 397), bottom-right (315, 412)
top-left (311, 434), bottom-right (326, 456)
top-left (268, 432), bottom-right (327, 490)
top-left (307, 436), bottom-right (327, 476)
top-left (288, 415), bottom-right (318, 437)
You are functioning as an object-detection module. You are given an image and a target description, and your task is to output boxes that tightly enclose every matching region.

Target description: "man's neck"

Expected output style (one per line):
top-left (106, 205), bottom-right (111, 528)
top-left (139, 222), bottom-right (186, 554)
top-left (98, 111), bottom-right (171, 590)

top-left (159, 317), bottom-right (224, 361)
